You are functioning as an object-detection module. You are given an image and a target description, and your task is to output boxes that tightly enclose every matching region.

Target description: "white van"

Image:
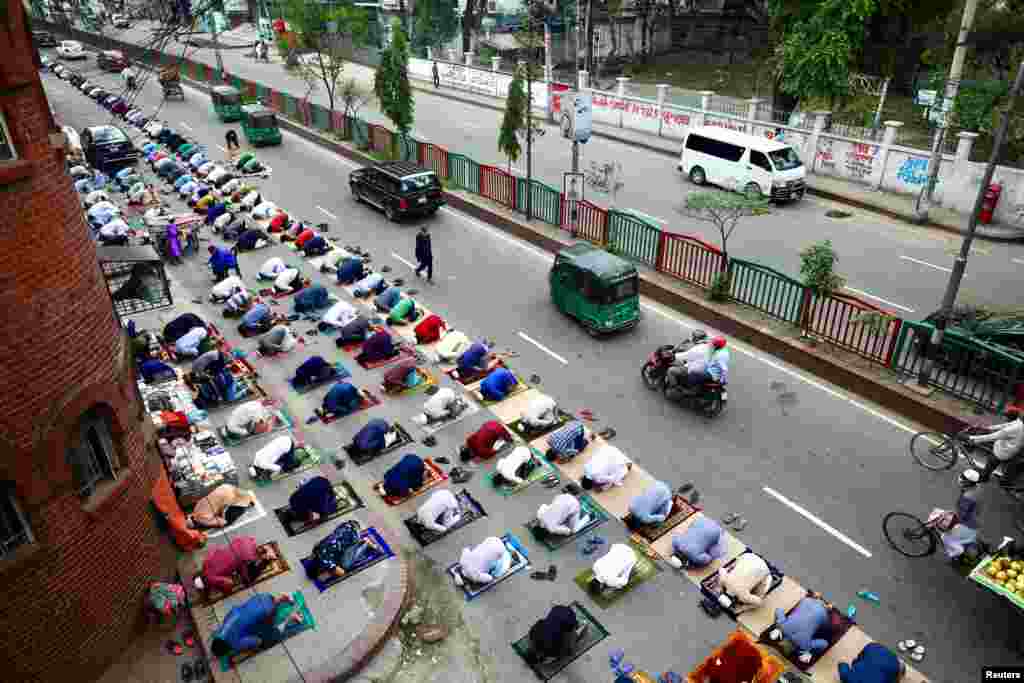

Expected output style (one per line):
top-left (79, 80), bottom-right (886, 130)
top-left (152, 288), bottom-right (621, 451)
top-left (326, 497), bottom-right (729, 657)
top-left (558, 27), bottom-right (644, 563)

top-left (678, 125), bottom-right (806, 202)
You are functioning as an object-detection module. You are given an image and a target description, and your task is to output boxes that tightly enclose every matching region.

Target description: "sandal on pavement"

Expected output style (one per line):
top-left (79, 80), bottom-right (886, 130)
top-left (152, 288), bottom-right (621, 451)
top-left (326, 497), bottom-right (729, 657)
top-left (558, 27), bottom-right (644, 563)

top-left (598, 427), bottom-right (617, 440)
top-left (722, 512), bottom-right (738, 525)
top-left (730, 517), bottom-right (747, 532)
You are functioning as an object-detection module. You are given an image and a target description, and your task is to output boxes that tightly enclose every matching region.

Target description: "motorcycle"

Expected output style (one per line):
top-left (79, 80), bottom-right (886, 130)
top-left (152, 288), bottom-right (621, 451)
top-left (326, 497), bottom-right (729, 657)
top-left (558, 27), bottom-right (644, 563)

top-left (663, 367), bottom-right (727, 418)
top-left (641, 329), bottom-right (708, 390)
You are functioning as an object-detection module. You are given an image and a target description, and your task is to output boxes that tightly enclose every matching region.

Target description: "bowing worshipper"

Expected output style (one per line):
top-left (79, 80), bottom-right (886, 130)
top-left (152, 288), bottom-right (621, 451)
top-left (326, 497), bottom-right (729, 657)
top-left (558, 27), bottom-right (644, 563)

top-left (305, 520), bottom-right (381, 582)
top-left (193, 354), bottom-right (244, 408)
top-left (411, 387), bottom-right (465, 426)
top-left (322, 381), bottom-right (364, 417)
top-left (320, 300), bottom-right (359, 330)
top-left (193, 536), bottom-right (277, 595)
top-left (291, 226), bottom-right (315, 248)
top-left (545, 421), bottom-right (589, 462)
top-left (414, 313), bottom-right (447, 344)
top-left (352, 272), bottom-right (387, 298)
top-left (164, 313), bottom-right (206, 344)
top-left (589, 543), bottom-right (639, 593)
top-left (454, 536), bottom-right (514, 586)
top-left (192, 349), bottom-right (227, 376)
top-left (252, 202), bottom-right (279, 220)
top-left (374, 286), bottom-right (402, 313)
top-left (240, 303), bottom-right (274, 335)
top-left (211, 274), bottom-right (246, 302)
top-left (240, 190), bottom-right (261, 210)
top-left (460, 420), bottom-right (509, 461)
top-left (415, 489), bottom-right (462, 534)
top-left (226, 400), bottom-right (273, 439)
top-left (667, 517), bottom-right (727, 569)
top-left (98, 218), bottom-right (131, 245)
top-left (317, 247), bottom-right (352, 273)
top-left (209, 593), bottom-right (304, 658)
top-left (303, 234), bottom-right (330, 257)
top-left (336, 315), bottom-right (371, 346)
top-left (224, 287), bottom-right (253, 316)
top-left (456, 341), bottom-right (489, 375)
top-left (382, 361), bottom-right (422, 393)
top-left (139, 358), bottom-right (176, 384)
top-left (206, 201), bottom-right (228, 226)
top-left (273, 267), bottom-right (304, 294)
top-left (386, 297), bottom-right (417, 326)
top-left (213, 211), bottom-right (235, 233)
top-left (838, 643), bottom-right (904, 683)
top-left (493, 446), bottom-right (538, 487)
top-left (716, 552), bottom-right (773, 609)
top-left (435, 329), bottom-right (471, 362)
top-left (627, 480), bottom-right (673, 528)
top-left (259, 325), bottom-right (298, 355)
top-left (479, 366), bottom-right (518, 402)
top-left (259, 256), bottom-right (287, 280)
top-left (534, 493), bottom-right (592, 539)
top-left (356, 330), bottom-right (399, 365)
top-left (580, 443), bottom-right (632, 492)
top-left (292, 355), bottom-right (335, 389)
top-left (268, 211), bottom-right (289, 233)
top-left (236, 228), bottom-right (268, 251)
top-left (287, 475), bottom-right (337, 525)
top-left (175, 325), bottom-right (209, 358)
top-left (336, 256), bottom-right (366, 285)
top-left (294, 284), bottom-right (329, 313)
top-left (350, 419), bottom-right (400, 459)
top-left (766, 595), bottom-right (832, 665)
top-left (528, 605), bottom-right (589, 664)
top-left (521, 394), bottom-right (560, 431)
top-left (187, 484), bottom-right (257, 529)
top-left (249, 435), bottom-right (301, 481)
top-left (195, 193), bottom-right (216, 214)
top-left (382, 454), bottom-right (426, 498)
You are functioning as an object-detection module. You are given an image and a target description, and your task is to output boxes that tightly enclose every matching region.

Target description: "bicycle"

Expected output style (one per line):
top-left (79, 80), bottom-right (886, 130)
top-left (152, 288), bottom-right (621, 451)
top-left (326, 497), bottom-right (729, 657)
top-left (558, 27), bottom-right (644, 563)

top-left (882, 511), bottom-right (949, 558)
top-left (908, 425), bottom-right (1024, 501)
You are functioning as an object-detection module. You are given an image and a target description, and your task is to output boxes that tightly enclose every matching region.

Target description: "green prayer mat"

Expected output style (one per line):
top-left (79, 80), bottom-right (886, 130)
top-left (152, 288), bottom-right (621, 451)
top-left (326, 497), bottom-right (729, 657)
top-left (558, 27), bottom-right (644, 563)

top-left (218, 407), bottom-right (294, 447)
top-left (572, 542), bottom-right (662, 609)
top-left (526, 495), bottom-right (609, 551)
top-left (218, 591), bottom-right (316, 671)
top-left (486, 449), bottom-right (557, 496)
top-left (253, 446), bottom-right (322, 487)
top-left (472, 378), bottom-right (530, 406)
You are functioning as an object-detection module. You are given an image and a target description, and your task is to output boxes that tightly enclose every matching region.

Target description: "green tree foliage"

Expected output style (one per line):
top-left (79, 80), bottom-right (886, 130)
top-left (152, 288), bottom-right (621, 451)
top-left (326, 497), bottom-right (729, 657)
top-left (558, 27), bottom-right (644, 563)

top-left (375, 20), bottom-right (415, 136)
top-left (681, 191), bottom-right (769, 266)
top-left (412, 0), bottom-right (458, 55)
top-left (799, 239), bottom-right (845, 296)
top-left (498, 71), bottom-right (527, 171)
top-left (283, 0), bottom-right (369, 112)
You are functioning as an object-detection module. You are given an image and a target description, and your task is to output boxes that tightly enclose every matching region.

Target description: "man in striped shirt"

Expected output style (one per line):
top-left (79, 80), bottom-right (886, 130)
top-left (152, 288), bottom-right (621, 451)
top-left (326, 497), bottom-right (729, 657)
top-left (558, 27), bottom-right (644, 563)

top-left (545, 421), bottom-right (589, 462)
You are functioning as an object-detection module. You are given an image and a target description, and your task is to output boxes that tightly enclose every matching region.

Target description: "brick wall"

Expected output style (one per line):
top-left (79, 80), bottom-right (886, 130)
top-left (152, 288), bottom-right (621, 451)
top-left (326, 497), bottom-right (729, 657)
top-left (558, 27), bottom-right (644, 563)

top-left (0, 4), bottom-right (173, 682)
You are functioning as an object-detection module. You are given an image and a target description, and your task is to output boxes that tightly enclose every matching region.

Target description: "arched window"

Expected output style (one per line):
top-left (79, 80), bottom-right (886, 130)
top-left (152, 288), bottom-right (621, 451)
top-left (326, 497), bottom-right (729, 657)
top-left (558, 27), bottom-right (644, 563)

top-left (66, 406), bottom-right (120, 500)
top-left (0, 482), bottom-right (32, 559)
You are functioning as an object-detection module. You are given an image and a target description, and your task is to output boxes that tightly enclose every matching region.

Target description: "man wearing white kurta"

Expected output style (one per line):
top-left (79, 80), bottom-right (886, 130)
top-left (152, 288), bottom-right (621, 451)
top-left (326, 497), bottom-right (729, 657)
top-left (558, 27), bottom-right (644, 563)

top-left (274, 267), bottom-right (301, 293)
top-left (249, 435), bottom-right (298, 480)
top-left (591, 543), bottom-right (638, 590)
top-left (413, 387), bottom-right (462, 425)
top-left (455, 536), bottom-right (512, 586)
top-left (522, 394), bottom-right (559, 430)
top-left (537, 494), bottom-right (590, 536)
top-left (321, 300), bottom-right (358, 329)
top-left (212, 274), bottom-right (245, 300)
top-left (227, 401), bottom-right (272, 438)
top-left (175, 326), bottom-right (208, 357)
top-left (416, 490), bottom-right (462, 534)
top-left (435, 330), bottom-right (471, 361)
top-left (581, 443), bottom-right (631, 491)
top-left (495, 446), bottom-right (535, 486)
top-left (259, 256), bottom-right (287, 279)
top-left (718, 552), bottom-right (772, 609)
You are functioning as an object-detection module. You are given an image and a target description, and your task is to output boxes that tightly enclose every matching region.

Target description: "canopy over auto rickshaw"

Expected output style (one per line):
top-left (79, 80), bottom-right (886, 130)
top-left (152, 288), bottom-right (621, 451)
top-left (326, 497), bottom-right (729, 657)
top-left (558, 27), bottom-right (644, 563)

top-left (240, 104), bottom-right (281, 147)
top-left (211, 85), bottom-right (243, 122)
top-left (549, 242), bottom-right (640, 336)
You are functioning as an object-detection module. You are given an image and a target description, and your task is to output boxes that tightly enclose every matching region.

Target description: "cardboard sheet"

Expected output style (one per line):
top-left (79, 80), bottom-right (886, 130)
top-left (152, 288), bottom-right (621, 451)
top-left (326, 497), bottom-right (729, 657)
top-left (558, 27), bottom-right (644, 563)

top-left (736, 575), bottom-right (806, 635)
top-left (649, 515), bottom-right (747, 585)
top-left (487, 388), bottom-right (546, 425)
top-left (808, 627), bottom-right (873, 682)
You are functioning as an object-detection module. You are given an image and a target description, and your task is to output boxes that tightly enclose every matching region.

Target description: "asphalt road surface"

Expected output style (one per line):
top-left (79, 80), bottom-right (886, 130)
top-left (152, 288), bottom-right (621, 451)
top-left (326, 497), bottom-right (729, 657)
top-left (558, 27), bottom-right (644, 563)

top-left (44, 54), bottom-right (1024, 681)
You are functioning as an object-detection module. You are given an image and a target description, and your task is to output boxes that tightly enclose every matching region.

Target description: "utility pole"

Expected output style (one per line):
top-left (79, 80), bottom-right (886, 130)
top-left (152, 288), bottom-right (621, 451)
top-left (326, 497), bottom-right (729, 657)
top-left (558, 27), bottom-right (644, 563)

top-left (916, 60), bottom-right (1024, 391)
top-left (914, 0), bottom-right (977, 221)
top-left (585, 0), bottom-right (593, 75)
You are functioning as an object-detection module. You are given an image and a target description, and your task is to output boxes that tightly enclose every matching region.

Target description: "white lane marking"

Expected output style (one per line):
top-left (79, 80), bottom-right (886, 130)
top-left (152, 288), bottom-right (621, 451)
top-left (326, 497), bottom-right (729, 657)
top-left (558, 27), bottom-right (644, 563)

top-left (517, 331), bottom-right (569, 365)
top-left (317, 205), bottom-right (337, 220)
top-left (391, 252), bottom-right (416, 269)
top-left (180, 122), bottom-right (193, 131)
top-left (763, 487), bottom-right (873, 558)
top-left (901, 255), bottom-right (952, 273)
top-left (843, 287), bottom-right (915, 314)
top-left (1013, 258), bottom-right (1024, 266)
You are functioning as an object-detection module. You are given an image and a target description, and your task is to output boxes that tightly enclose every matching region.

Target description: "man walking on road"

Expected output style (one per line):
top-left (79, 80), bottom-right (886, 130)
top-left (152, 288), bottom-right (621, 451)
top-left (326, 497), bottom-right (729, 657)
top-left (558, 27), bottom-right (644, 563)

top-left (432, 61), bottom-right (440, 88)
top-left (415, 226), bottom-right (433, 283)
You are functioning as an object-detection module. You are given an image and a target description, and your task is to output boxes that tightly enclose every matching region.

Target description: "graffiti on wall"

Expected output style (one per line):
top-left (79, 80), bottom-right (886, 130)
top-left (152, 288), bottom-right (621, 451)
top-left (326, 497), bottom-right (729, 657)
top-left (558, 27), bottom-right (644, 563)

top-left (705, 116), bottom-right (746, 134)
top-left (816, 139), bottom-right (836, 172)
top-left (845, 143), bottom-right (879, 181)
top-left (896, 157), bottom-right (930, 185)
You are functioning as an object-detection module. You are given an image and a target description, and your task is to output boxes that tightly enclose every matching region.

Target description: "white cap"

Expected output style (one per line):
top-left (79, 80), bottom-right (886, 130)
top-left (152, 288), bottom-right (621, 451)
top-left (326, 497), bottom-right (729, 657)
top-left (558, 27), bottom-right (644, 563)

top-left (193, 576), bottom-right (205, 590)
top-left (961, 469), bottom-right (981, 484)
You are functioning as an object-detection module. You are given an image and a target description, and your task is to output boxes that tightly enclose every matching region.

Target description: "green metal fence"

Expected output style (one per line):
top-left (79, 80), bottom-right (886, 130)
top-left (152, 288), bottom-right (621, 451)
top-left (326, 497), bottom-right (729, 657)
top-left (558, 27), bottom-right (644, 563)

top-left (396, 134), bottom-right (418, 163)
top-left (516, 179), bottom-right (561, 225)
top-left (310, 104), bottom-right (331, 131)
top-left (729, 259), bottom-right (806, 325)
top-left (607, 210), bottom-right (660, 266)
top-left (448, 154), bottom-right (480, 193)
top-left (350, 117), bottom-right (370, 148)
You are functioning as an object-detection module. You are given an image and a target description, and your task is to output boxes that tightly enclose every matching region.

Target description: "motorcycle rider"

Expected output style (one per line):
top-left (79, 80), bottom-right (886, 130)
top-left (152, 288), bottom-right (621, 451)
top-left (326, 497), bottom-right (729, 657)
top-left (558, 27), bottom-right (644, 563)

top-left (968, 407), bottom-right (1024, 483)
top-left (684, 336), bottom-right (729, 391)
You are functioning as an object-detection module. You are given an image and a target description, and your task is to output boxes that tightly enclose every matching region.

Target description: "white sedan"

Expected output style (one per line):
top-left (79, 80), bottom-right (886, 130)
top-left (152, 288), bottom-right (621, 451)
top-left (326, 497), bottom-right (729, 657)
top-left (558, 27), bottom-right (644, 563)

top-left (57, 40), bottom-right (86, 60)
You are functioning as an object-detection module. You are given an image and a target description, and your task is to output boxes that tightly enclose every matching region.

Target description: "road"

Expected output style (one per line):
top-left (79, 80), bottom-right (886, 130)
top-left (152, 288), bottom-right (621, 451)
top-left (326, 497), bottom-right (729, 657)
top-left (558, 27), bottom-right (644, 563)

top-left (63, 19), bottom-right (1024, 319)
top-left (46, 53), bottom-right (1024, 681)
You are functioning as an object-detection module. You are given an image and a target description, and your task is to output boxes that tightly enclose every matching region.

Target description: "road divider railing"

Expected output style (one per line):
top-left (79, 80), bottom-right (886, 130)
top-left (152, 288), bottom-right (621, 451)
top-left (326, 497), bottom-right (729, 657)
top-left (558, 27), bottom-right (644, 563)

top-left (47, 21), bottom-right (1024, 414)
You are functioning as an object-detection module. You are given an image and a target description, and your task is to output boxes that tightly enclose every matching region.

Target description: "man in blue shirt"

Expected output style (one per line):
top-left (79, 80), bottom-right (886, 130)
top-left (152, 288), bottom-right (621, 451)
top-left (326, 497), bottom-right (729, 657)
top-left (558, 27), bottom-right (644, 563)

top-left (293, 355), bottom-right (335, 388)
top-left (374, 286), bottom-right (402, 312)
top-left (627, 480), bottom-right (673, 527)
top-left (457, 342), bottom-right (489, 375)
top-left (382, 454), bottom-right (425, 498)
top-left (479, 366), bottom-right (518, 401)
top-left (210, 593), bottom-right (302, 657)
top-left (336, 257), bottom-right (365, 285)
top-left (208, 245), bottom-right (241, 281)
top-left (240, 303), bottom-right (272, 335)
top-left (294, 284), bottom-right (329, 313)
top-left (351, 418), bottom-right (398, 457)
top-left (322, 381), bottom-right (363, 417)
top-left (767, 595), bottom-right (831, 665)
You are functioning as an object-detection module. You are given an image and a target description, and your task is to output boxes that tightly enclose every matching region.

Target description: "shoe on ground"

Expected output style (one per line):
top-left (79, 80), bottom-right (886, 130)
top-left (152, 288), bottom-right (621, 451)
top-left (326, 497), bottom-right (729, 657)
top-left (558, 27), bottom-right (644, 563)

top-left (722, 512), bottom-right (738, 525)
top-left (731, 517), bottom-right (747, 531)
top-left (248, 465), bottom-right (258, 478)
top-left (452, 572), bottom-right (464, 587)
top-left (667, 556), bottom-right (683, 570)
top-left (678, 481), bottom-right (695, 494)
top-left (718, 594), bottom-right (733, 609)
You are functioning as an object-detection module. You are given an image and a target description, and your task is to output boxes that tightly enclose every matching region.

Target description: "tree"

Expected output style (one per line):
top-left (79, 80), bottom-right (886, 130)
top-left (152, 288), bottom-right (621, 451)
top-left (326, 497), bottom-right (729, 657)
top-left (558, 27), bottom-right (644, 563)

top-left (585, 160), bottom-right (625, 207)
top-left (498, 71), bottom-right (527, 172)
top-left (679, 191), bottom-right (769, 267)
top-left (339, 77), bottom-right (370, 121)
top-left (799, 239), bottom-right (845, 296)
top-left (375, 20), bottom-right (415, 136)
top-left (283, 0), bottom-right (369, 113)
top-left (461, 0), bottom-right (487, 53)
top-left (412, 0), bottom-right (458, 55)
top-left (514, 1), bottom-right (554, 220)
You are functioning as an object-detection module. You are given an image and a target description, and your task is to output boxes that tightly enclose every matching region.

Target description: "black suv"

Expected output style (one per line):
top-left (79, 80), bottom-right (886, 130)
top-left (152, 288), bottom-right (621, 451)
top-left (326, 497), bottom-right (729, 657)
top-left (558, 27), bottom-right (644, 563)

top-left (81, 124), bottom-right (138, 172)
top-left (349, 161), bottom-right (444, 221)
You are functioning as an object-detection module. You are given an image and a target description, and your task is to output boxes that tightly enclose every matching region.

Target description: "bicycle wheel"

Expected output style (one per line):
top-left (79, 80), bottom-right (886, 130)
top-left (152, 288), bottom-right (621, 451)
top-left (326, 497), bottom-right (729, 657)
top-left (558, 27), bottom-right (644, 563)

top-left (909, 432), bottom-right (959, 470)
top-left (883, 512), bottom-right (937, 557)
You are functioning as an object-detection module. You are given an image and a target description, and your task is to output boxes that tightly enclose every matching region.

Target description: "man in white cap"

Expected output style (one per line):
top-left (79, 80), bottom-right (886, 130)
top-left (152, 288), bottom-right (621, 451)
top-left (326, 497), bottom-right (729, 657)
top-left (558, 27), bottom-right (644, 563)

top-left (454, 536), bottom-right (514, 586)
top-left (580, 443), bottom-right (632, 492)
top-left (940, 468), bottom-right (982, 561)
top-left (415, 489), bottom-right (462, 534)
top-left (717, 552), bottom-right (772, 609)
top-left (494, 446), bottom-right (538, 486)
top-left (536, 493), bottom-right (591, 537)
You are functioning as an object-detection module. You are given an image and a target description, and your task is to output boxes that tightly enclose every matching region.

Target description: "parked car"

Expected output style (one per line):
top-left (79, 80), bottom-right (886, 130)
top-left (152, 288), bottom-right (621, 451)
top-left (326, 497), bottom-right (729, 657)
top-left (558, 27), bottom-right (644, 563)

top-left (81, 124), bottom-right (138, 172)
top-left (349, 161), bottom-right (445, 221)
top-left (112, 14), bottom-right (130, 27)
top-left (33, 30), bottom-right (58, 47)
top-left (57, 40), bottom-right (86, 60)
top-left (97, 50), bottom-right (129, 72)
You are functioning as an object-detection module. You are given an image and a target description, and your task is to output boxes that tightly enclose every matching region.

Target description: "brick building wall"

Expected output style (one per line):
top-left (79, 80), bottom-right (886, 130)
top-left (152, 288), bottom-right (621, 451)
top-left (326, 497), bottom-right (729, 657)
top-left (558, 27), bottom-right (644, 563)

top-left (0, 3), bottom-right (172, 682)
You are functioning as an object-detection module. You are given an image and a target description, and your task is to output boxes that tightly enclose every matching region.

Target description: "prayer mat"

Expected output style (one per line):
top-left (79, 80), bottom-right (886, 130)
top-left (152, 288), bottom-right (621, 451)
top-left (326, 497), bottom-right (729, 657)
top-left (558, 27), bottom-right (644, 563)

top-left (511, 601), bottom-right (610, 682)
top-left (525, 495), bottom-right (610, 551)
top-left (201, 541), bottom-right (290, 607)
top-left (217, 406), bottom-right (294, 447)
top-left (505, 410), bottom-right (575, 441)
top-left (217, 590), bottom-right (315, 671)
top-left (737, 575), bottom-right (807, 636)
top-left (204, 376), bottom-right (267, 411)
top-left (447, 533), bottom-right (531, 601)
top-left (403, 489), bottom-right (487, 547)
top-left (382, 368), bottom-right (437, 397)
top-left (343, 423), bottom-right (414, 466)
top-left (253, 446), bottom-right (323, 487)
top-left (808, 627), bottom-right (875, 682)
top-left (356, 346), bottom-right (416, 370)
top-left (271, 283), bottom-right (309, 300)
top-left (445, 359), bottom-right (504, 386)
top-left (649, 514), bottom-right (748, 584)
top-left (622, 496), bottom-right (700, 544)
top-left (334, 326), bottom-right (383, 352)
top-left (572, 542), bottom-right (662, 609)
top-left (470, 377), bottom-right (532, 406)
top-left (375, 458), bottom-right (448, 506)
top-left (418, 400), bottom-right (481, 436)
top-left (287, 363), bottom-right (352, 394)
top-left (699, 550), bottom-right (785, 619)
top-left (486, 449), bottom-right (558, 496)
top-left (301, 527), bottom-right (395, 592)
top-left (315, 390), bottom-right (381, 424)
top-left (756, 588), bottom-right (855, 671)
top-left (273, 481), bottom-right (365, 538)
top-left (466, 436), bottom-right (517, 464)
top-left (238, 320), bottom-right (286, 338)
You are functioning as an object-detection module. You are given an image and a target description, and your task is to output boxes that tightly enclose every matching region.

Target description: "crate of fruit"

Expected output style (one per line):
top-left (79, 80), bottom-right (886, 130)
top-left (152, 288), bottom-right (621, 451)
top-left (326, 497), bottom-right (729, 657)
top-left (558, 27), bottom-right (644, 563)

top-left (970, 555), bottom-right (1024, 609)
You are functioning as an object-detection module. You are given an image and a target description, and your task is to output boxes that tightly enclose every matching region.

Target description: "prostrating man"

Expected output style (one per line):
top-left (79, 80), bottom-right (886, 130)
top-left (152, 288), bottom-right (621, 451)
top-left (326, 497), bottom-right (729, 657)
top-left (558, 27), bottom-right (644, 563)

top-left (412, 386), bottom-right (464, 425)
top-left (456, 341), bottom-right (489, 375)
top-left (667, 516), bottom-right (726, 570)
top-left (164, 313), bottom-right (206, 344)
top-left (352, 271), bottom-right (386, 298)
top-left (414, 313), bottom-right (447, 344)
top-left (211, 274), bottom-right (246, 302)
top-left (382, 360), bottom-right (421, 393)
top-left (837, 643), bottom-right (904, 683)
top-left (240, 303), bottom-right (273, 335)
top-left (387, 297), bottom-right (417, 326)
top-left (187, 484), bottom-right (257, 529)
top-left (322, 381), bottom-right (364, 417)
top-left (336, 315), bottom-right (372, 346)
top-left (435, 329), bottom-right (471, 362)
top-left (375, 286), bottom-right (402, 312)
top-left (479, 366), bottom-right (518, 402)
top-left (415, 489), bottom-right (462, 534)
top-left (273, 267), bottom-right (303, 294)
top-left (258, 325), bottom-right (298, 355)
top-left (259, 256), bottom-right (287, 280)
top-left (193, 536), bottom-right (277, 595)
top-left (535, 493), bottom-right (592, 538)
top-left (288, 475), bottom-right (337, 526)
top-left (627, 480), bottom-right (673, 528)
top-left (175, 325), bottom-right (209, 358)
top-left (292, 355), bottom-right (336, 389)
top-left (224, 287), bottom-right (253, 316)
top-left (766, 595), bottom-right (831, 665)
top-left (521, 394), bottom-right (559, 430)
top-left (580, 443), bottom-right (632, 492)
top-left (382, 454), bottom-right (426, 498)
top-left (589, 543), bottom-right (638, 593)
top-left (461, 420), bottom-right (509, 461)
top-left (320, 300), bottom-right (358, 330)
top-left (717, 552), bottom-right (773, 610)
top-left (527, 605), bottom-right (589, 664)
top-left (454, 536), bottom-right (513, 586)
top-left (209, 593), bottom-right (304, 658)
top-left (356, 330), bottom-right (399, 365)
top-left (249, 435), bottom-right (300, 481)
top-left (305, 520), bottom-right (380, 581)
top-left (226, 400), bottom-right (273, 439)
top-left (294, 284), bottom-right (329, 313)
top-left (350, 418), bottom-right (401, 457)
top-left (336, 256), bottom-right (366, 285)
top-left (494, 446), bottom-right (537, 487)
top-left (236, 228), bottom-right (268, 251)
top-left (545, 421), bottom-right (589, 462)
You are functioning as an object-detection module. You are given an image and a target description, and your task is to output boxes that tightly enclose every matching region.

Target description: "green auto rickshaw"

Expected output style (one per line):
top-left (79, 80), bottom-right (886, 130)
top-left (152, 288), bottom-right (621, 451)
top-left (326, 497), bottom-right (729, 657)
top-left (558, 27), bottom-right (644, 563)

top-left (211, 85), bottom-right (243, 122)
top-left (549, 242), bottom-right (640, 336)
top-left (240, 104), bottom-right (282, 147)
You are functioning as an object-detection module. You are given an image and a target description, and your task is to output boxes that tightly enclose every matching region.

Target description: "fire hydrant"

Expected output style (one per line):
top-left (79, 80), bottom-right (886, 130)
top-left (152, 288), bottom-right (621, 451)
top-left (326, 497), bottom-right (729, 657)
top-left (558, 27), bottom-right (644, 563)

top-left (980, 182), bottom-right (1002, 225)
